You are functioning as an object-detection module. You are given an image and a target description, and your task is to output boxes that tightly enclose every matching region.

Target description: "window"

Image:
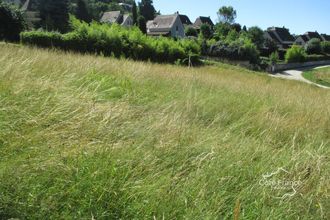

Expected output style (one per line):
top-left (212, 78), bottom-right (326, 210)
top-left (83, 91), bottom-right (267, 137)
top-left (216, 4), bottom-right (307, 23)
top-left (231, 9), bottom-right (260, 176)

top-left (176, 26), bottom-right (179, 31)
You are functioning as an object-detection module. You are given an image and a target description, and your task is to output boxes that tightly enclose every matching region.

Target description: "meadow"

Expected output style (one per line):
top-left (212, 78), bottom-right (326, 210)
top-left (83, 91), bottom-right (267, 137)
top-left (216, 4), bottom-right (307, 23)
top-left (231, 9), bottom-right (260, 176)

top-left (0, 43), bottom-right (329, 219)
top-left (303, 67), bottom-right (330, 87)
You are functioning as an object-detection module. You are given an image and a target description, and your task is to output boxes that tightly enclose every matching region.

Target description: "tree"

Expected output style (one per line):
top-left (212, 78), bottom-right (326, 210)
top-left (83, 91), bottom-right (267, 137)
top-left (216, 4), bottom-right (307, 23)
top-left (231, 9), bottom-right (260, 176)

top-left (285, 45), bottom-right (306, 63)
top-left (137, 15), bottom-right (146, 34)
top-left (217, 6), bottom-right (236, 24)
top-left (0, 1), bottom-right (26, 42)
top-left (132, 1), bottom-right (138, 25)
top-left (321, 41), bottom-right (330, 54)
top-left (247, 26), bottom-right (265, 50)
top-left (242, 25), bottom-right (247, 32)
top-left (39, 0), bottom-right (70, 33)
top-left (200, 24), bottom-right (212, 40)
top-left (76, 0), bottom-right (91, 23)
top-left (214, 22), bottom-right (231, 39)
top-left (185, 26), bottom-right (198, 37)
top-left (305, 38), bottom-right (322, 54)
top-left (265, 38), bottom-right (278, 53)
top-left (138, 0), bottom-right (155, 21)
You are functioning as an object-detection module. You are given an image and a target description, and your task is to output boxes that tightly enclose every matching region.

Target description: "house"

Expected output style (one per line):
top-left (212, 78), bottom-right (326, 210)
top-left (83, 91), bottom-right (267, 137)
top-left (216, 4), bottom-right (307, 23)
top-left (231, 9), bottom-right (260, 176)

top-left (146, 14), bottom-right (185, 38)
top-left (193, 16), bottom-right (214, 30)
top-left (100, 11), bottom-right (133, 27)
top-left (304, 31), bottom-right (323, 41)
top-left (294, 35), bottom-right (309, 46)
top-left (21, 0), bottom-right (40, 29)
top-left (118, 3), bottom-right (133, 11)
top-left (177, 13), bottom-right (192, 26)
top-left (264, 27), bottom-right (295, 49)
top-left (320, 34), bottom-right (330, 41)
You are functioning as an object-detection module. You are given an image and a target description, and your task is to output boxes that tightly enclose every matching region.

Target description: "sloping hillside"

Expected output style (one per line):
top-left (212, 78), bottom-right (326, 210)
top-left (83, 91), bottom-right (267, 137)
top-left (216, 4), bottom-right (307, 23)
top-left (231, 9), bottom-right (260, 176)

top-left (0, 43), bottom-right (329, 219)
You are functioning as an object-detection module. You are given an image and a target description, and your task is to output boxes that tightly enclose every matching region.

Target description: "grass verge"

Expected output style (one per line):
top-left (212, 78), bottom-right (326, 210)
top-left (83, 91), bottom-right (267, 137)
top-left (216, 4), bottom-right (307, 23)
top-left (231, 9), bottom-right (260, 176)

top-left (302, 67), bottom-right (330, 87)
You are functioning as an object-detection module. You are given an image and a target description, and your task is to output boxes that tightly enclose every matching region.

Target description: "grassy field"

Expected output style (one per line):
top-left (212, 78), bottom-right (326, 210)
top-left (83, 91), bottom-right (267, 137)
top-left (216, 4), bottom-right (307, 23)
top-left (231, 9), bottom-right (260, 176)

top-left (302, 67), bottom-right (330, 87)
top-left (0, 43), bottom-right (329, 219)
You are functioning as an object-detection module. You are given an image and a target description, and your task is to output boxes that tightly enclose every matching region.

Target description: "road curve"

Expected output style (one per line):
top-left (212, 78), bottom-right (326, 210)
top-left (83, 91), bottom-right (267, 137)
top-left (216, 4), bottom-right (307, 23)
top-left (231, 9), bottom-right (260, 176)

top-left (270, 65), bottom-right (330, 89)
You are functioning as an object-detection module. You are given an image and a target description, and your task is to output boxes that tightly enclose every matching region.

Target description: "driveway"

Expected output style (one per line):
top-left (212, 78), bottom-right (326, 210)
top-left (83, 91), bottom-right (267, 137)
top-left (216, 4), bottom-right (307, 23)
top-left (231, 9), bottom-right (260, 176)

top-left (270, 65), bottom-right (330, 89)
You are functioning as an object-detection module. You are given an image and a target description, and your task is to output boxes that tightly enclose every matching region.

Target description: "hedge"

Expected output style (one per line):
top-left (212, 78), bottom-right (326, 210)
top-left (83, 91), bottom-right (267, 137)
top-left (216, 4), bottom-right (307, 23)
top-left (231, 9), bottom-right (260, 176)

top-left (207, 37), bottom-right (260, 64)
top-left (21, 17), bottom-right (201, 65)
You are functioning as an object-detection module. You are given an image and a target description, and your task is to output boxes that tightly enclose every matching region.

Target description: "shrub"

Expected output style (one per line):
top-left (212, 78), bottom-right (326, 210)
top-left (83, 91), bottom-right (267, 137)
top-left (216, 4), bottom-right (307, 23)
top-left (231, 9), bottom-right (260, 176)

top-left (285, 45), bottom-right (306, 63)
top-left (321, 41), bottom-right (330, 54)
top-left (208, 37), bottom-right (259, 64)
top-left (20, 17), bottom-right (201, 65)
top-left (306, 54), bottom-right (330, 62)
top-left (0, 1), bottom-right (26, 42)
top-left (269, 51), bottom-right (279, 64)
top-left (305, 38), bottom-right (322, 54)
top-left (185, 27), bottom-right (198, 37)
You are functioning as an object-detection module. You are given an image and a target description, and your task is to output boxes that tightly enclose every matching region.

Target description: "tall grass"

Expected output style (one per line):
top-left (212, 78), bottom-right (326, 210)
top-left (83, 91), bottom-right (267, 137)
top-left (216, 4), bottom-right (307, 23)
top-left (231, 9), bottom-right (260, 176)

top-left (0, 43), bottom-right (329, 219)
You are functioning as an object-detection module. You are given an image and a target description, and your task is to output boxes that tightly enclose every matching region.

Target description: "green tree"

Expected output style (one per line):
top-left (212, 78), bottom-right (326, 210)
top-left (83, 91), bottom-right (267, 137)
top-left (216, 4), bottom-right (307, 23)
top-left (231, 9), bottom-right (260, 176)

top-left (305, 38), bottom-right (322, 54)
top-left (0, 1), bottom-right (26, 42)
top-left (247, 26), bottom-right (265, 50)
top-left (185, 26), bottom-right (198, 37)
top-left (137, 15), bottom-right (146, 34)
top-left (200, 24), bottom-right (212, 40)
top-left (132, 1), bottom-right (138, 25)
top-left (285, 45), bottom-right (306, 63)
top-left (217, 6), bottom-right (236, 24)
top-left (76, 0), bottom-right (91, 23)
top-left (321, 41), bottom-right (330, 54)
top-left (39, 0), bottom-right (70, 33)
top-left (138, 0), bottom-right (155, 21)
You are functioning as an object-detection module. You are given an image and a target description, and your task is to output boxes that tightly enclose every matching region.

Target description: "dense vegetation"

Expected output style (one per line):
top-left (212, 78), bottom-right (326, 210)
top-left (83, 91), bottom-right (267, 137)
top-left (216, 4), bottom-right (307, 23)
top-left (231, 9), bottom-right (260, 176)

top-left (21, 17), bottom-right (201, 64)
top-left (0, 43), bottom-right (329, 219)
top-left (0, 1), bottom-right (26, 41)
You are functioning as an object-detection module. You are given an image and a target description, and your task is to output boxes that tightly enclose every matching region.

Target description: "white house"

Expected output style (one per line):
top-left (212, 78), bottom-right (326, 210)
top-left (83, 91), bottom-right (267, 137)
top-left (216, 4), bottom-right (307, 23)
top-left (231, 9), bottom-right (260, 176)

top-left (146, 13), bottom-right (185, 38)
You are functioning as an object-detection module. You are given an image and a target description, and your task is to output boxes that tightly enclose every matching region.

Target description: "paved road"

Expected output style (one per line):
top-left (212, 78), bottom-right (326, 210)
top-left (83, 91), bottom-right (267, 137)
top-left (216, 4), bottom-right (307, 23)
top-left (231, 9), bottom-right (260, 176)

top-left (271, 65), bottom-right (330, 89)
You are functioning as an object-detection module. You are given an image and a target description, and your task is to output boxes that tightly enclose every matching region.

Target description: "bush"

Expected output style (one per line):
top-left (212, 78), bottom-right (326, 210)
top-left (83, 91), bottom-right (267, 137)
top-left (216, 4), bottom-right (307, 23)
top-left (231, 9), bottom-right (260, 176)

top-left (208, 37), bottom-right (260, 64)
top-left (269, 51), bottom-right (279, 64)
top-left (321, 41), bottom-right (330, 54)
top-left (185, 27), bottom-right (198, 37)
top-left (305, 38), bottom-right (322, 54)
top-left (285, 45), bottom-right (306, 63)
top-left (0, 1), bottom-right (26, 42)
top-left (20, 17), bottom-right (201, 65)
top-left (306, 54), bottom-right (330, 62)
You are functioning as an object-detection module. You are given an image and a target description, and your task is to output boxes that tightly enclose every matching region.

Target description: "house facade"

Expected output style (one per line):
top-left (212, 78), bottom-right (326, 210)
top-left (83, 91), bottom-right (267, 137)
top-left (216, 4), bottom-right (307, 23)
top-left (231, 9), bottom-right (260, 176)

top-left (100, 11), bottom-right (133, 27)
top-left (146, 14), bottom-right (185, 38)
top-left (264, 27), bottom-right (295, 49)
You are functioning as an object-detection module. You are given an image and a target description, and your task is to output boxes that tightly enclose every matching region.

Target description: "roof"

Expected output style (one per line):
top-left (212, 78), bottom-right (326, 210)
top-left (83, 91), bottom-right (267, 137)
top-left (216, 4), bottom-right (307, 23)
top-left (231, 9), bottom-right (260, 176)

top-left (21, 0), bottom-right (31, 11)
top-left (267, 27), bottom-right (295, 42)
top-left (265, 31), bottom-right (280, 44)
top-left (304, 31), bottom-right (322, 40)
top-left (179, 14), bottom-right (192, 25)
top-left (147, 14), bottom-right (179, 32)
top-left (194, 16), bottom-right (214, 27)
top-left (321, 34), bottom-right (330, 41)
top-left (296, 35), bottom-right (309, 42)
top-left (100, 11), bottom-right (122, 24)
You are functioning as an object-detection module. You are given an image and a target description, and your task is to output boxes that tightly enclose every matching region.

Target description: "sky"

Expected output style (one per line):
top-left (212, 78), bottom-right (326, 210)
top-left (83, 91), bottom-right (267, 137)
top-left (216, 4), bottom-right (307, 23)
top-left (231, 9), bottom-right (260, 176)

top-left (147, 0), bottom-right (330, 35)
